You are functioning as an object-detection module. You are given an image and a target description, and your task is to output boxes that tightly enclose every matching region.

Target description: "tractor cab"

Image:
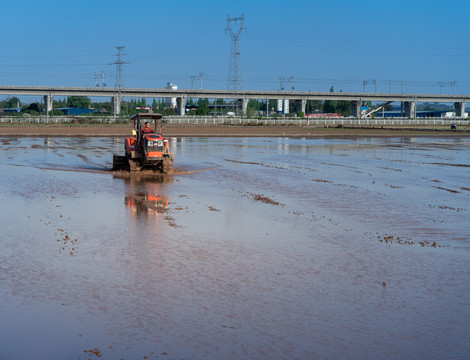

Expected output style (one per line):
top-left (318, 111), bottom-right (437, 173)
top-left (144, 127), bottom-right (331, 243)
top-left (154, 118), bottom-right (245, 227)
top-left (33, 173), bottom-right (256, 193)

top-left (125, 113), bottom-right (170, 159)
top-left (132, 112), bottom-right (163, 149)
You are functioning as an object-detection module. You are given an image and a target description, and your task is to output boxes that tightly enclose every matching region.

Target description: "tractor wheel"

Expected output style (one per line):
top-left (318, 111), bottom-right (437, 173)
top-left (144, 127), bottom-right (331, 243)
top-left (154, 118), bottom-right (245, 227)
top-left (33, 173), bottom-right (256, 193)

top-left (129, 159), bottom-right (142, 172)
top-left (162, 157), bottom-right (174, 174)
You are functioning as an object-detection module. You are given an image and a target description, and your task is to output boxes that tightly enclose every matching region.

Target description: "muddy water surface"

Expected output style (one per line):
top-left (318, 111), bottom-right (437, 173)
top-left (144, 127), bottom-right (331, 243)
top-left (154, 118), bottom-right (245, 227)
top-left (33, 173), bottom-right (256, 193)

top-left (1, 136), bottom-right (469, 359)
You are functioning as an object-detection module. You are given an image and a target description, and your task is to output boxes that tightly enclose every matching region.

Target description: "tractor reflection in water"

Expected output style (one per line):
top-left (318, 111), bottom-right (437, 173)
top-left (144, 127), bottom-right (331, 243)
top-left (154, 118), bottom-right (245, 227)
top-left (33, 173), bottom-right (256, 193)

top-left (125, 193), bottom-right (169, 217)
top-left (124, 175), bottom-right (172, 218)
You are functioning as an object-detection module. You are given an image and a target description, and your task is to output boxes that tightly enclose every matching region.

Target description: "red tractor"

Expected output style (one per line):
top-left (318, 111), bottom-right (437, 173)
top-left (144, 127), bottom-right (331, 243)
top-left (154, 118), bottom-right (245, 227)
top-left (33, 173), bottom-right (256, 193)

top-left (113, 113), bottom-right (174, 174)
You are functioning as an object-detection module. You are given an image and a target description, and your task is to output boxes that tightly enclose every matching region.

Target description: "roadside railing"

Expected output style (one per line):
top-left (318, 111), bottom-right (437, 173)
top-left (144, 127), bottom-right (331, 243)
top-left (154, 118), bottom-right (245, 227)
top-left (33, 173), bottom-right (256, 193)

top-left (1, 115), bottom-right (469, 127)
top-left (0, 116), bottom-right (111, 124)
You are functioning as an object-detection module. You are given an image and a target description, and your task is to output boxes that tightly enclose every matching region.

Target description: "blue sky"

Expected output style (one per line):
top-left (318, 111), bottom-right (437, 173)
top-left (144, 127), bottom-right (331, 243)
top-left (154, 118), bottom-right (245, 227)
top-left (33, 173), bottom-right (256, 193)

top-left (1, 0), bottom-right (469, 97)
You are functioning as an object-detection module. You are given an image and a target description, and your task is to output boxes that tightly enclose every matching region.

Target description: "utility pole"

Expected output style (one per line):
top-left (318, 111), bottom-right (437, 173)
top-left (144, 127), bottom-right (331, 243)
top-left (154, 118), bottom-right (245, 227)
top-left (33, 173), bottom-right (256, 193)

top-left (94, 72), bottom-right (99, 87)
top-left (279, 77), bottom-right (285, 91)
top-left (226, 13), bottom-right (246, 91)
top-left (102, 71), bottom-right (106, 87)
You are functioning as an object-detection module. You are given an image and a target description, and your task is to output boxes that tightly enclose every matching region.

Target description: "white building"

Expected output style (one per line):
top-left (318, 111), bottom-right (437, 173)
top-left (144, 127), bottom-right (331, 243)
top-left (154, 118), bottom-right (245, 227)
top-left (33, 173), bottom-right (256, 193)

top-left (165, 83), bottom-right (177, 108)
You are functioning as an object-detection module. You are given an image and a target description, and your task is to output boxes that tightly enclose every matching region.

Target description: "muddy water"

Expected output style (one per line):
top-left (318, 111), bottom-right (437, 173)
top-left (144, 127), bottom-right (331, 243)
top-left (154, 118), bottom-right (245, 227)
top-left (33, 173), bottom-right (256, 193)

top-left (0, 136), bottom-right (469, 359)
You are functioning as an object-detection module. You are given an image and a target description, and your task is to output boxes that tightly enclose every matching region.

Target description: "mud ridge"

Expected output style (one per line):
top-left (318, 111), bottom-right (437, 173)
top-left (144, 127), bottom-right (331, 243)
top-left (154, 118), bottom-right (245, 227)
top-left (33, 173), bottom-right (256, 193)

top-left (435, 186), bottom-right (461, 194)
top-left (429, 162), bottom-right (470, 167)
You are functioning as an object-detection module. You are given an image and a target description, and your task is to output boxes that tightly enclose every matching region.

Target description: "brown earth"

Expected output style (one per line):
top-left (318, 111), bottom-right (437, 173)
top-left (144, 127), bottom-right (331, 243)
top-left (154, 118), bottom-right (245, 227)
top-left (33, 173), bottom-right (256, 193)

top-left (0, 124), bottom-right (469, 137)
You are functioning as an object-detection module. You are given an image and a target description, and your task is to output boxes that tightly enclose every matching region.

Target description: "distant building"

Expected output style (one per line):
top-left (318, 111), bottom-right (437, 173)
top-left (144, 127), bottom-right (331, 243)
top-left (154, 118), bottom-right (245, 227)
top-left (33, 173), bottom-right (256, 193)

top-left (375, 110), bottom-right (468, 118)
top-left (165, 83), bottom-right (178, 109)
top-left (0, 108), bottom-right (22, 113)
top-left (305, 113), bottom-right (343, 118)
top-left (135, 106), bottom-right (151, 112)
top-left (56, 107), bottom-right (95, 115)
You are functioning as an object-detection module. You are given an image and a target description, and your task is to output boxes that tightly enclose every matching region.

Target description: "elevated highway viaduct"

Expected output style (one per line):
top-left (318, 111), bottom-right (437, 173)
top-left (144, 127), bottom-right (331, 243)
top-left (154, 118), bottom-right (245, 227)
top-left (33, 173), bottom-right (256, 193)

top-left (0, 85), bottom-right (468, 118)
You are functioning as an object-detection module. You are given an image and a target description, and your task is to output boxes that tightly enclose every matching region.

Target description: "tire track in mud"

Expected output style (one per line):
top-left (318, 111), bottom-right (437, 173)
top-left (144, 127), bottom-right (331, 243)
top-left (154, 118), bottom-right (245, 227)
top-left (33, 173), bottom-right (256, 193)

top-left (434, 186), bottom-right (461, 194)
top-left (224, 158), bottom-right (323, 176)
top-left (7, 163), bottom-right (111, 175)
top-left (428, 162), bottom-right (470, 168)
top-left (224, 158), bottom-right (289, 170)
top-left (76, 153), bottom-right (109, 169)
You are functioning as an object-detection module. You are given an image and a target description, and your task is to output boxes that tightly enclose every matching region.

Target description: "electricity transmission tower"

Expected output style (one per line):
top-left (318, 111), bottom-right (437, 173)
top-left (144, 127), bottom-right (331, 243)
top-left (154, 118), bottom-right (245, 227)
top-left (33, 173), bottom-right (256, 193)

top-left (198, 72), bottom-right (206, 89)
top-left (111, 46), bottom-right (129, 115)
top-left (226, 14), bottom-right (246, 91)
top-left (95, 71), bottom-right (106, 87)
top-left (289, 76), bottom-right (294, 91)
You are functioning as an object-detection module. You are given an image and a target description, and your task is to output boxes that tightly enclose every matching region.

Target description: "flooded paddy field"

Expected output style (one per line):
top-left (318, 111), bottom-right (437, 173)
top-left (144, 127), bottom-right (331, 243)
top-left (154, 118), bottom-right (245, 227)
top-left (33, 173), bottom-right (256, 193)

top-left (0, 136), bottom-right (469, 360)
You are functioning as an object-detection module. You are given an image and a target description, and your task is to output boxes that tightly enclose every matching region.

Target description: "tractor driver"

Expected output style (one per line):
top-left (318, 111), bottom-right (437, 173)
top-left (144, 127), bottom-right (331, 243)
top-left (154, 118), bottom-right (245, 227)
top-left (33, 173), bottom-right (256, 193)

top-left (142, 121), bottom-right (155, 134)
top-left (141, 121), bottom-right (155, 151)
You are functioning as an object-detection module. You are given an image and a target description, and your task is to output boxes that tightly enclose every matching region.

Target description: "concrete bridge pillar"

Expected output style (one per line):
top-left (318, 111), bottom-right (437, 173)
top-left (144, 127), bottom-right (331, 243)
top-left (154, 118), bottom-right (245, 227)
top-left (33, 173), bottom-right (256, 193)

top-left (112, 96), bottom-right (121, 115)
top-left (351, 100), bottom-right (362, 118)
top-left (404, 101), bottom-right (416, 118)
top-left (295, 99), bottom-right (307, 114)
top-left (176, 96), bottom-right (186, 116)
top-left (44, 94), bottom-right (53, 114)
top-left (454, 102), bottom-right (466, 117)
top-left (238, 98), bottom-right (248, 116)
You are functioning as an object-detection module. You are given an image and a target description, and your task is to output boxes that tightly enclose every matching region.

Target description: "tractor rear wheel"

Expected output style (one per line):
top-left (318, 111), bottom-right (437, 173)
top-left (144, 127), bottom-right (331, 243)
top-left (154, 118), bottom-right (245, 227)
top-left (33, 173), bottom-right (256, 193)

top-left (161, 157), bottom-right (174, 174)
